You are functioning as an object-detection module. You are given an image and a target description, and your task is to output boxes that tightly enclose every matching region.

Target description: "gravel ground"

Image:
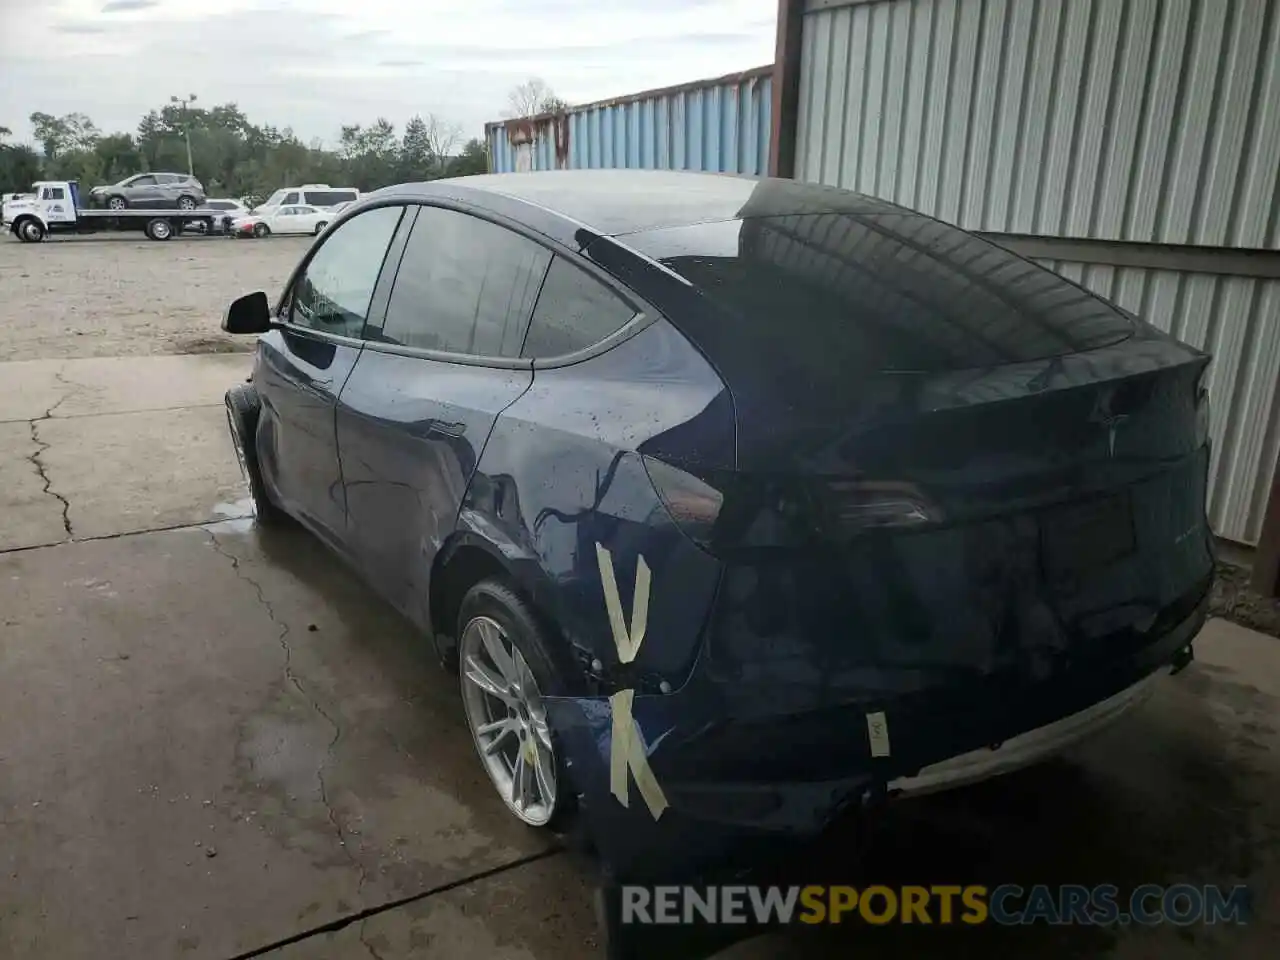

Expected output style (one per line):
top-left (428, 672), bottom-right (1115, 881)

top-left (0, 234), bottom-right (311, 362)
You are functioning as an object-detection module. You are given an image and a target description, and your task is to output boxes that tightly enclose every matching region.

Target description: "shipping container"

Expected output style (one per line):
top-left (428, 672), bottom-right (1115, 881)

top-left (486, 66), bottom-right (773, 176)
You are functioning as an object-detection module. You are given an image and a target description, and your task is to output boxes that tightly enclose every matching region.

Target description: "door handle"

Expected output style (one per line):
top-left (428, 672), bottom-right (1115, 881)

top-left (425, 419), bottom-right (466, 438)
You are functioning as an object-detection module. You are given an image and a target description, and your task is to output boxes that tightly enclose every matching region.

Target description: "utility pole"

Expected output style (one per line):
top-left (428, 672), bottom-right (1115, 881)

top-left (170, 93), bottom-right (197, 175)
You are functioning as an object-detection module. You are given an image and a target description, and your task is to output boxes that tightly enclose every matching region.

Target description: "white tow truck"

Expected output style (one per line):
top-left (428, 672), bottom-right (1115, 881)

top-left (3, 180), bottom-right (219, 242)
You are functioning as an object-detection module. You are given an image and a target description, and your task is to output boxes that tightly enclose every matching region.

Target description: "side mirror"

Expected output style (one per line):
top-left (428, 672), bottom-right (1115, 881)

top-left (222, 291), bottom-right (273, 334)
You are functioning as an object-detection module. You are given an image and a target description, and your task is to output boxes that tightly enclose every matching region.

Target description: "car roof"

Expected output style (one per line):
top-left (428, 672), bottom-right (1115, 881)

top-left (373, 170), bottom-right (909, 237)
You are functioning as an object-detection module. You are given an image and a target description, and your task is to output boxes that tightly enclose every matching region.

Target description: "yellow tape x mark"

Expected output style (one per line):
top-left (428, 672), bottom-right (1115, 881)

top-left (596, 542), bottom-right (669, 820)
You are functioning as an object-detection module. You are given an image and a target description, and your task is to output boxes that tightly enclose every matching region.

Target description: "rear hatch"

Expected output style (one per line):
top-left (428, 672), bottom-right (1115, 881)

top-left (625, 206), bottom-right (1213, 779)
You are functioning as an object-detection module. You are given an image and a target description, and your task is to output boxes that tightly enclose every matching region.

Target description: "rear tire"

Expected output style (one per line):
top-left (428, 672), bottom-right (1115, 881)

top-left (224, 386), bottom-right (284, 525)
top-left (253, 223), bottom-right (270, 239)
top-left (145, 218), bottom-right (173, 241)
top-left (457, 578), bottom-right (577, 832)
top-left (314, 222), bottom-right (328, 235)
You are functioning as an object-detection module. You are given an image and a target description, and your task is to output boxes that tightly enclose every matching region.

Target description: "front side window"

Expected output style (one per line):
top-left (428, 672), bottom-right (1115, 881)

top-left (288, 205), bottom-right (403, 338)
top-left (378, 206), bottom-right (550, 357)
top-left (522, 257), bottom-right (637, 358)
top-left (282, 191), bottom-right (300, 205)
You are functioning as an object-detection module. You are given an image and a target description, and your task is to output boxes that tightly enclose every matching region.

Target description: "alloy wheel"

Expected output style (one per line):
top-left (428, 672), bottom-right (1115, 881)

top-left (459, 615), bottom-right (558, 826)
top-left (108, 197), bottom-right (126, 210)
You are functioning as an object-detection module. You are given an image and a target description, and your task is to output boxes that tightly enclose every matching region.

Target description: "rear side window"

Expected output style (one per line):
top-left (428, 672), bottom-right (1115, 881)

top-left (522, 257), bottom-right (637, 358)
top-left (131, 175), bottom-right (156, 186)
top-left (378, 206), bottom-right (550, 357)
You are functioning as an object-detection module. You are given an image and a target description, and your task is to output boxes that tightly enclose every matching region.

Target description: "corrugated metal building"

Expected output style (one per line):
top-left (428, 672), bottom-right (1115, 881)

top-left (486, 67), bottom-right (773, 176)
top-left (485, 0), bottom-right (1280, 548)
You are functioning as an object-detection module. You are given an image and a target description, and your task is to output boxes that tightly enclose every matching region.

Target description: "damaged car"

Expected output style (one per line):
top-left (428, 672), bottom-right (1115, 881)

top-left (220, 170), bottom-right (1215, 882)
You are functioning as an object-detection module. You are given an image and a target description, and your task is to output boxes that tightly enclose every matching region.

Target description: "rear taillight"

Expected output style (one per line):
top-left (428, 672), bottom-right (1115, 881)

top-left (1195, 368), bottom-right (1212, 448)
top-left (643, 455), bottom-right (941, 554)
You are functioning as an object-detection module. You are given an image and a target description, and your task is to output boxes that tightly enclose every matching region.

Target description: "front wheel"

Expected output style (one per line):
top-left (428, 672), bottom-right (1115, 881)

top-left (106, 196), bottom-right (127, 211)
top-left (253, 223), bottom-right (270, 239)
top-left (314, 222), bottom-right (328, 235)
top-left (15, 218), bottom-right (45, 242)
top-left (458, 579), bottom-right (575, 830)
top-left (177, 196), bottom-right (197, 211)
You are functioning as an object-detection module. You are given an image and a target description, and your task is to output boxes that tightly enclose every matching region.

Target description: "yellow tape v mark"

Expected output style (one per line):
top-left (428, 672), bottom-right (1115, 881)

top-left (610, 688), bottom-right (669, 820)
top-left (596, 542), bottom-right (649, 664)
top-left (596, 542), bottom-right (668, 820)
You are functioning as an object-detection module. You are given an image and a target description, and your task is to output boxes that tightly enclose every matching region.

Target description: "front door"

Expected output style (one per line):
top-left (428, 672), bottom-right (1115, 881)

top-left (254, 203), bottom-right (406, 544)
top-left (337, 203), bottom-right (551, 622)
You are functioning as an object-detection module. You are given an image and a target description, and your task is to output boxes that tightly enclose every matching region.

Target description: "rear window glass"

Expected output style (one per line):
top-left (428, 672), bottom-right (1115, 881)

top-left (626, 215), bottom-right (1132, 374)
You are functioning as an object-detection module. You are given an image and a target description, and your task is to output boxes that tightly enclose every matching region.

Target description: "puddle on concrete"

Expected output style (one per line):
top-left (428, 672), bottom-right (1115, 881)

top-left (206, 498), bottom-right (255, 535)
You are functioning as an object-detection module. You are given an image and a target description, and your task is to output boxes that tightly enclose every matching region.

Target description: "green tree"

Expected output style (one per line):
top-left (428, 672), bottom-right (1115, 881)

top-left (17, 97), bottom-right (496, 199)
top-left (448, 138), bottom-right (489, 177)
top-left (0, 143), bottom-right (42, 193)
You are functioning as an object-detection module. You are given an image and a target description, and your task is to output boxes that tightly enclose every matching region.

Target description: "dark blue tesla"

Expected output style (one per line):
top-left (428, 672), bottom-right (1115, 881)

top-left (221, 170), bottom-right (1214, 881)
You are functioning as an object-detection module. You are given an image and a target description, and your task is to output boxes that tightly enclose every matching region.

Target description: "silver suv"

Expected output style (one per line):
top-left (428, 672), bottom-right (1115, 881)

top-left (91, 173), bottom-right (206, 211)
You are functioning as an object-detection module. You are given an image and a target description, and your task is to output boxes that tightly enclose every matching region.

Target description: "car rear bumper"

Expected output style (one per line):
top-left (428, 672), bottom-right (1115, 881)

top-left (545, 584), bottom-right (1207, 881)
top-left (887, 663), bottom-right (1167, 798)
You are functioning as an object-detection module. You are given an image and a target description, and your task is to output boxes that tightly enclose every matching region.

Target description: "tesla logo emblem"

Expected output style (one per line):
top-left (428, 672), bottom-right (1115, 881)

top-left (1090, 389), bottom-right (1130, 458)
top-left (596, 542), bottom-right (668, 820)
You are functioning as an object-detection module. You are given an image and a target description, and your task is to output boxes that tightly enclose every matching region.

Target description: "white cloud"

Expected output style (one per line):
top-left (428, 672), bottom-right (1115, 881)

top-left (0, 0), bottom-right (775, 145)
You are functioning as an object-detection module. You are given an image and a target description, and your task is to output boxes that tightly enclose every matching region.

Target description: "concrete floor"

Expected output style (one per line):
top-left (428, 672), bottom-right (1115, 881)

top-left (0, 354), bottom-right (1276, 959)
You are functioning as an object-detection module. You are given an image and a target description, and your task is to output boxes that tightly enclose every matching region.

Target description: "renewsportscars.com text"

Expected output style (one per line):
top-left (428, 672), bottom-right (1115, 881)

top-left (620, 883), bottom-right (1252, 926)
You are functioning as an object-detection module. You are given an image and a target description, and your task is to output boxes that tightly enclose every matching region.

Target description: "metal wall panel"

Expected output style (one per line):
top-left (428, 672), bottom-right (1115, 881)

top-left (797, 0), bottom-right (1280, 248)
top-left (1030, 259), bottom-right (1280, 544)
top-left (486, 67), bottom-right (773, 176)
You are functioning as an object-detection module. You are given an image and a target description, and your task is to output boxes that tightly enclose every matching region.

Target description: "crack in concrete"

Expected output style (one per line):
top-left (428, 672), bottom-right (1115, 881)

top-left (204, 530), bottom-right (375, 898)
top-left (359, 922), bottom-right (388, 960)
top-left (220, 847), bottom-right (564, 960)
top-left (22, 365), bottom-right (89, 542)
top-left (27, 420), bottom-right (73, 540)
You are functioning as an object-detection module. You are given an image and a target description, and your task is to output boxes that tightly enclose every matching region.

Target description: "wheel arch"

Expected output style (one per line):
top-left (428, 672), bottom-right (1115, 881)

top-left (428, 526), bottom-right (570, 676)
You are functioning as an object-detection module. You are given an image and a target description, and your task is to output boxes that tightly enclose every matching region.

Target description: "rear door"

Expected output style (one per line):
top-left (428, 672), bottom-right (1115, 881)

top-left (336, 204), bottom-right (550, 622)
top-left (255, 203), bottom-right (406, 546)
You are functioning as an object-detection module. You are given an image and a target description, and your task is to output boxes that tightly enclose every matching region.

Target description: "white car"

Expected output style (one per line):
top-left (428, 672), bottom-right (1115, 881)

top-left (204, 197), bottom-right (249, 231)
top-left (232, 204), bottom-right (333, 238)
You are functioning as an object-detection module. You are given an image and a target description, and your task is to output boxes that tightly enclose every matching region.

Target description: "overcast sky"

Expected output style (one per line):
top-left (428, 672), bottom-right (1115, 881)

top-left (0, 0), bottom-right (776, 147)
